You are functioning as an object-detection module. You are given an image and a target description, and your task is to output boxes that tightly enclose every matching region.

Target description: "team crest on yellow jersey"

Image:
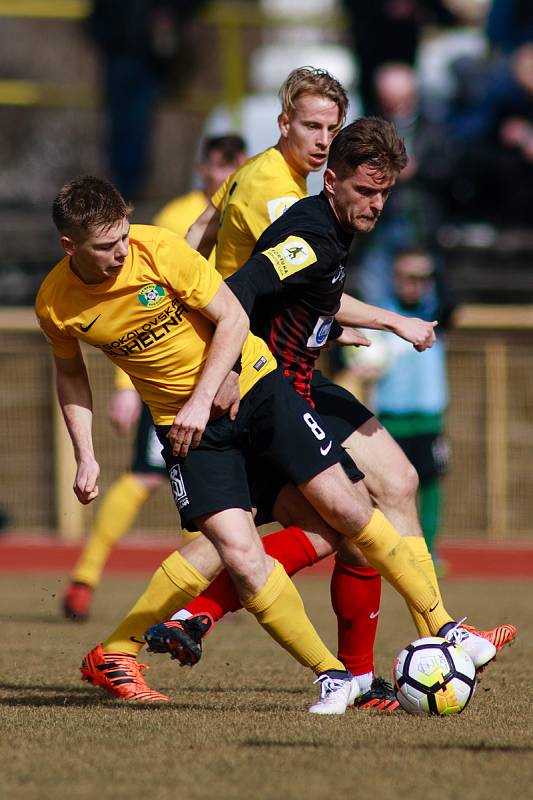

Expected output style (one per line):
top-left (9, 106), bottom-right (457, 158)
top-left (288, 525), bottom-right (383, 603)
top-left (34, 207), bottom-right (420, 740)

top-left (138, 284), bottom-right (166, 308)
top-left (262, 236), bottom-right (317, 280)
top-left (266, 196), bottom-right (299, 223)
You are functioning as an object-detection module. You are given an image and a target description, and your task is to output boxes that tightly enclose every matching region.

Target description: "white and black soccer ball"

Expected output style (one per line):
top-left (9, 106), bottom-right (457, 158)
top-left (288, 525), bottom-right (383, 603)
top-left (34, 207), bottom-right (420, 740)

top-left (393, 637), bottom-right (477, 715)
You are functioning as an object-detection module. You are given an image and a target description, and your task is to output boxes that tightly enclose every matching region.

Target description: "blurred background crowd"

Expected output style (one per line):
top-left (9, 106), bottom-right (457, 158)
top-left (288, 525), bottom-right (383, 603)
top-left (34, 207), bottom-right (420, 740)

top-left (1, 0), bottom-right (532, 307)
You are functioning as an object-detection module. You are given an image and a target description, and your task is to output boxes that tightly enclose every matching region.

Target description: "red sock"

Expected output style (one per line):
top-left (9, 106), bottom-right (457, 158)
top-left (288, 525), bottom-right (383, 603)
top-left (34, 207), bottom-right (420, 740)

top-left (330, 557), bottom-right (381, 676)
top-left (184, 526), bottom-right (318, 622)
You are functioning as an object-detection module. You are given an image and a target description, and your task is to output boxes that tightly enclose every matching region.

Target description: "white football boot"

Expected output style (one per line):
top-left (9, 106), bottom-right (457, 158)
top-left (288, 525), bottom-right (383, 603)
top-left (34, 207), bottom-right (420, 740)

top-left (442, 619), bottom-right (497, 670)
top-left (308, 670), bottom-right (360, 715)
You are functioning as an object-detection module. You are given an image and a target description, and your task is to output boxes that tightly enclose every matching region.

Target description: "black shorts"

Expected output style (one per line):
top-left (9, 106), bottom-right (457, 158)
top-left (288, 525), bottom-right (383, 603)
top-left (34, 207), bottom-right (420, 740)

top-left (310, 369), bottom-right (374, 441)
top-left (245, 370), bottom-right (368, 526)
top-left (395, 432), bottom-right (450, 483)
top-left (131, 403), bottom-right (167, 474)
top-left (156, 368), bottom-right (349, 529)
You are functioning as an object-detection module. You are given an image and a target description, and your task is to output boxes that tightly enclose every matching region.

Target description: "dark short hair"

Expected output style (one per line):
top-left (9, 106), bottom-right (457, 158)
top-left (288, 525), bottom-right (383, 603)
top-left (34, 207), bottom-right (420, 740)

top-left (52, 175), bottom-right (132, 239)
top-left (327, 117), bottom-right (407, 180)
top-left (201, 134), bottom-right (247, 163)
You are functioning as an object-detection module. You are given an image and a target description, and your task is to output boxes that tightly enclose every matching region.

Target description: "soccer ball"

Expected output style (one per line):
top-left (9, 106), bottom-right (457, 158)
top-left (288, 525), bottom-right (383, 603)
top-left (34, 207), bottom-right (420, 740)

top-left (393, 637), bottom-right (477, 715)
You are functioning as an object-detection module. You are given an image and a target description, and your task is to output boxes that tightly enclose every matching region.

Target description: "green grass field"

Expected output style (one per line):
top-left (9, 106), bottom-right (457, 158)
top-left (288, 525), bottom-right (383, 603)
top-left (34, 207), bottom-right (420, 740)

top-left (1, 572), bottom-right (531, 800)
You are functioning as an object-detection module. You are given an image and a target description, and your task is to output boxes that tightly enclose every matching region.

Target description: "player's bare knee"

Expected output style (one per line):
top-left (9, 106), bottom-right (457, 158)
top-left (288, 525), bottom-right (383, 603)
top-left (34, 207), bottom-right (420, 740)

top-left (317, 490), bottom-right (372, 539)
top-left (379, 461), bottom-right (419, 509)
top-left (221, 539), bottom-right (266, 583)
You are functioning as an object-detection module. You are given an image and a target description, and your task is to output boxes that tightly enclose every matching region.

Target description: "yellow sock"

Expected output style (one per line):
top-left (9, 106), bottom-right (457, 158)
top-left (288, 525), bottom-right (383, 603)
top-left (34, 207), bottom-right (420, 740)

top-left (352, 509), bottom-right (444, 621)
top-left (181, 530), bottom-right (202, 544)
top-left (72, 473), bottom-right (149, 587)
top-left (403, 536), bottom-right (452, 636)
top-left (242, 560), bottom-right (344, 675)
top-left (102, 551), bottom-right (210, 655)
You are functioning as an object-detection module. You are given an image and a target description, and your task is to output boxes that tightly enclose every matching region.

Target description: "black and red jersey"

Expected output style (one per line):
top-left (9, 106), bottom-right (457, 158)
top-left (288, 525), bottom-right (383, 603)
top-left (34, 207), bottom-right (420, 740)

top-left (226, 192), bottom-right (353, 402)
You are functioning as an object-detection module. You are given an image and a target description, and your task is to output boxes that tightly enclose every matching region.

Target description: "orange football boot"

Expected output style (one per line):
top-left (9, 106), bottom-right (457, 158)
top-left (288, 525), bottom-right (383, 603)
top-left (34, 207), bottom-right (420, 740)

top-left (81, 643), bottom-right (169, 702)
top-left (462, 623), bottom-right (517, 653)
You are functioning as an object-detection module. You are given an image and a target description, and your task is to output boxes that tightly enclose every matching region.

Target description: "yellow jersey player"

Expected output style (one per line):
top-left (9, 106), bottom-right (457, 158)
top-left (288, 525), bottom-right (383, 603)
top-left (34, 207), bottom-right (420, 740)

top-left (61, 135), bottom-right (247, 622)
top-left (153, 134), bottom-right (247, 239)
top-left (188, 68), bottom-right (345, 278)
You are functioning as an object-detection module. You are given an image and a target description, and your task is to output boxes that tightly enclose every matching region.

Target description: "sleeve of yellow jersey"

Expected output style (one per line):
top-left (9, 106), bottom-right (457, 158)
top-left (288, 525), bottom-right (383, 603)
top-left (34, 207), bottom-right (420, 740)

top-left (211, 174), bottom-right (232, 212)
top-left (153, 228), bottom-right (223, 310)
top-left (241, 190), bottom-right (299, 247)
top-left (152, 199), bottom-right (182, 234)
top-left (35, 295), bottom-right (79, 360)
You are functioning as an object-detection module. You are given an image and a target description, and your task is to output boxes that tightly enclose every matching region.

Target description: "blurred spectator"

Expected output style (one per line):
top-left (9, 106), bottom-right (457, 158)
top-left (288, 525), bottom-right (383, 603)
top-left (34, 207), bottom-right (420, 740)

top-left (340, 0), bottom-right (454, 112)
top-left (342, 247), bottom-right (456, 563)
top-left (487, 0), bottom-right (533, 54)
top-left (153, 134), bottom-right (247, 237)
top-left (448, 42), bottom-right (533, 227)
top-left (87, 0), bottom-right (209, 201)
top-left (351, 62), bottom-right (454, 304)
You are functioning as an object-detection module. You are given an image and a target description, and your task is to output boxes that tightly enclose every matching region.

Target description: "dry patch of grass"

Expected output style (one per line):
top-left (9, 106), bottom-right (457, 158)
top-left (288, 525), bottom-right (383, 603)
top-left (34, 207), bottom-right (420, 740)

top-left (0, 573), bottom-right (531, 800)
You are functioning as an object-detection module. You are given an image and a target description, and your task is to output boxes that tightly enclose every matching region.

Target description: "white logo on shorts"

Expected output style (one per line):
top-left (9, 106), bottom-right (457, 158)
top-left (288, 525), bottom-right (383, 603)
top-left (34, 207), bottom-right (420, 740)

top-left (369, 610), bottom-right (380, 619)
top-left (169, 464), bottom-right (189, 510)
top-left (320, 441), bottom-right (332, 456)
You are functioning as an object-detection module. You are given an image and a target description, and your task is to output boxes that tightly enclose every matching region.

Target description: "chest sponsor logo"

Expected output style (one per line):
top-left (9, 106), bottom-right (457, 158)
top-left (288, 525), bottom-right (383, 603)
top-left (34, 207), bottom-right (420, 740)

top-left (306, 316), bottom-right (334, 348)
top-left (266, 196), bottom-right (299, 223)
top-left (137, 283), bottom-right (166, 308)
top-left (262, 236), bottom-right (317, 280)
top-left (100, 297), bottom-right (189, 356)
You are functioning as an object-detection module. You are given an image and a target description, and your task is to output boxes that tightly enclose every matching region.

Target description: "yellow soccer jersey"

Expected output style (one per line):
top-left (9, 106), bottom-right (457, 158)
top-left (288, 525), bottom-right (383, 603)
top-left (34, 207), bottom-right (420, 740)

top-left (153, 190), bottom-right (207, 239)
top-left (36, 224), bottom-right (276, 425)
top-left (114, 366), bottom-right (135, 391)
top-left (153, 189), bottom-right (216, 271)
top-left (109, 191), bottom-right (215, 395)
top-left (212, 147), bottom-right (307, 280)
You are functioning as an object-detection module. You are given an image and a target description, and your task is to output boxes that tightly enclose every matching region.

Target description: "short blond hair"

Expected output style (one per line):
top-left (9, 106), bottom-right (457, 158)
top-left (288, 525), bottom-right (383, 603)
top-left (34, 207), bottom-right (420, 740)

top-left (278, 66), bottom-right (349, 130)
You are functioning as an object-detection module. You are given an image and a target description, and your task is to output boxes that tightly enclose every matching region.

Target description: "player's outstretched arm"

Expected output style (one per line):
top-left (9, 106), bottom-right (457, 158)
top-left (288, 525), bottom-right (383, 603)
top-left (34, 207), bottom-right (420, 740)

top-left (337, 293), bottom-right (437, 351)
top-left (331, 328), bottom-right (371, 348)
top-left (185, 202), bottom-right (220, 259)
top-left (54, 350), bottom-right (100, 505)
